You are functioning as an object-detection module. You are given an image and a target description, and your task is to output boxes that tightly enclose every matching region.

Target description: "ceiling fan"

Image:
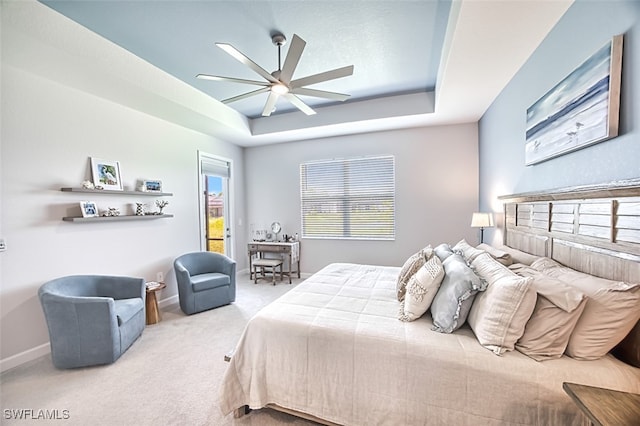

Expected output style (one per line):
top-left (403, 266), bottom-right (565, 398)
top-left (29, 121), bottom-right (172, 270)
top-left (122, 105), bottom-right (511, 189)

top-left (197, 32), bottom-right (354, 117)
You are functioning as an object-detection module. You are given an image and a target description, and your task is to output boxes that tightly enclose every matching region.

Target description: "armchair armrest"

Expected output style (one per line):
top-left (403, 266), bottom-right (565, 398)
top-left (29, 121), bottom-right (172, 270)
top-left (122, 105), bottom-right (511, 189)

top-left (174, 261), bottom-right (191, 283)
top-left (216, 256), bottom-right (236, 278)
top-left (39, 294), bottom-right (120, 367)
top-left (94, 276), bottom-right (145, 300)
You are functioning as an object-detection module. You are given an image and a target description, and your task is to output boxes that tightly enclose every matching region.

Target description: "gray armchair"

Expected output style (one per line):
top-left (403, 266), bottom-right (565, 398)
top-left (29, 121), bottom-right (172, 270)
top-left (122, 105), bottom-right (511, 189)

top-left (174, 252), bottom-right (236, 315)
top-left (38, 275), bottom-right (145, 369)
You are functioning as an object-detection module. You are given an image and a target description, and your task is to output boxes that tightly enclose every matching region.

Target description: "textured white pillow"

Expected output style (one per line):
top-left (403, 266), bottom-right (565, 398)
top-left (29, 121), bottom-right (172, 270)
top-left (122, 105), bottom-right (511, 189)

top-left (530, 257), bottom-right (640, 360)
top-left (398, 256), bottom-right (445, 322)
top-left (467, 254), bottom-right (536, 355)
top-left (396, 246), bottom-right (433, 302)
top-left (452, 239), bottom-right (485, 263)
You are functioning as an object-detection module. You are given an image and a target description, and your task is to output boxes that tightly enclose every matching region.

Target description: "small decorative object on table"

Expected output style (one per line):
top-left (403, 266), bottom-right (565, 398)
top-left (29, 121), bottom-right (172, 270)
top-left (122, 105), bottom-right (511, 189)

top-left (271, 222), bottom-right (282, 241)
top-left (155, 200), bottom-right (169, 214)
top-left (135, 203), bottom-right (145, 216)
top-left (81, 180), bottom-right (95, 189)
top-left (102, 207), bottom-right (120, 217)
top-left (145, 281), bottom-right (163, 291)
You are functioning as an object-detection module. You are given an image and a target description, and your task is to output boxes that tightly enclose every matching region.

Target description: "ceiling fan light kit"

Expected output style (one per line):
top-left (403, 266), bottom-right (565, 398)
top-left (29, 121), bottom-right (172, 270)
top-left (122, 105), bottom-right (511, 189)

top-left (197, 32), bottom-right (354, 117)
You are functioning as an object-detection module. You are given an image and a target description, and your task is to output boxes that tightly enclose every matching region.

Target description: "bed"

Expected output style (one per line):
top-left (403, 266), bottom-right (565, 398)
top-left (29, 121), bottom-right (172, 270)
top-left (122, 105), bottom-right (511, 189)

top-left (220, 180), bottom-right (640, 425)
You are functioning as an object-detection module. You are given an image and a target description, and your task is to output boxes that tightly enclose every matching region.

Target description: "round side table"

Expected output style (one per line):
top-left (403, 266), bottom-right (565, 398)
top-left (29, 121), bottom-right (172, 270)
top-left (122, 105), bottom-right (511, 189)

top-left (145, 282), bottom-right (166, 325)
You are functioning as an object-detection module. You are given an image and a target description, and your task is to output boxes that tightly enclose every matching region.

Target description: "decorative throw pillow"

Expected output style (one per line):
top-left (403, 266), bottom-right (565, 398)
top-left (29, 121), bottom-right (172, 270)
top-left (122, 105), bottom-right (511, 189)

top-left (509, 264), bottom-right (587, 361)
top-left (452, 239), bottom-right (485, 263)
top-left (430, 253), bottom-right (484, 333)
top-left (476, 243), bottom-right (513, 266)
top-left (434, 243), bottom-right (454, 262)
top-left (396, 246), bottom-right (433, 302)
top-left (467, 254), bottom-right (536, 355)
top-left (398, 256), bottom-right (445, 322)
top-left (530, 257), bottom-right (640, 360)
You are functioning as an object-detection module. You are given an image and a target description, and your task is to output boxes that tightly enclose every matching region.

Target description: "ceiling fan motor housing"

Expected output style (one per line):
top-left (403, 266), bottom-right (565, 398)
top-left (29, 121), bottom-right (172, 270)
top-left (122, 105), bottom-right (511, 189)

top-left (271, 33), bottom-right (286, 46)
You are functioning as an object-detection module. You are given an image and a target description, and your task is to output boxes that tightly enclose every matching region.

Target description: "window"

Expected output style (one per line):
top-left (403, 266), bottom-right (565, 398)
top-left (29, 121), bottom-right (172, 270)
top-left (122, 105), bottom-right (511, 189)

top-left (300, 155), bottom-right (395, 240)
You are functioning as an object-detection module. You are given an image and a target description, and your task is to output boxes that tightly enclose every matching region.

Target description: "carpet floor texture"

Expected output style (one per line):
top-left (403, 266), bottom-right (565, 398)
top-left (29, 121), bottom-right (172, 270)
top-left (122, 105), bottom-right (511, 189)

top-left (1, 274), bottom-right (319, 425)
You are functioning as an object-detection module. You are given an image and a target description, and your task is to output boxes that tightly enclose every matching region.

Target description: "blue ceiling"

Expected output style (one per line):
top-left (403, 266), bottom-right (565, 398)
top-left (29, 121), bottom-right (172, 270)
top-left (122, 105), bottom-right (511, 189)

top-left (39, 0), bottom-right (451, 118)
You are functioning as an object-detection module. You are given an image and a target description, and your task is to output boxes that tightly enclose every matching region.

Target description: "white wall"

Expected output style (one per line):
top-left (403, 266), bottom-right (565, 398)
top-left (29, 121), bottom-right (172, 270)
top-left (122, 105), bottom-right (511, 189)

top-left (0, 0), bottom-right (480, 371)
top-left (0, 3), bottom-right (245, 370)
top-left (245, 124), bottom-right (479, 273)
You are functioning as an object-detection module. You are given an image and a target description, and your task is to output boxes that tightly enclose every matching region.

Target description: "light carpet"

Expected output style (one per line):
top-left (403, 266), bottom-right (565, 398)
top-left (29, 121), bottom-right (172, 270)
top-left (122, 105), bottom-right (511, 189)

top-left (0, 274), bottom-right (319, 425)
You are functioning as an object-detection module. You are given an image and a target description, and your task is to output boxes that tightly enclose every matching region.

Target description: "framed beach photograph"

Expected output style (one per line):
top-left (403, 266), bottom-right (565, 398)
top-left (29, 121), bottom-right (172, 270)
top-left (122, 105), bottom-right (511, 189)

top-left (80, 201), bottom-right (98, 218)
top-left (90, 157), bottom-right (123, 191)
top-left (525, 35), bottom-right (623, 166)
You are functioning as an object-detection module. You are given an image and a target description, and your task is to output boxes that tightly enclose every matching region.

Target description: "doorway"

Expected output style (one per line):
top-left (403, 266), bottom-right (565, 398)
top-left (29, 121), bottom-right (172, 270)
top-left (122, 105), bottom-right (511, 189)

top-left (199, 153), bottom-right (233, 257)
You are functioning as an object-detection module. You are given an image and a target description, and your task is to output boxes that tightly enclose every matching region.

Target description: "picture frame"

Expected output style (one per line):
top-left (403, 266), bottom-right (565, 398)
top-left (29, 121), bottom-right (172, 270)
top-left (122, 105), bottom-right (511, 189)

top-left (80, 201), bottom-right (98, 218)
top-left (140, 179), bottom-right (162, 192)
top-left (525, 35), bottom-right (623, 166)
top-left (90, 157), bottom-right (123, 191)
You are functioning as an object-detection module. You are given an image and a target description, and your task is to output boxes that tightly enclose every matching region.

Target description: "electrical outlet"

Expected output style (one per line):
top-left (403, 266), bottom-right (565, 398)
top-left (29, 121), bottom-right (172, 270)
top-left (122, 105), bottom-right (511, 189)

top-left (157, 272), bottom-right (164, 283)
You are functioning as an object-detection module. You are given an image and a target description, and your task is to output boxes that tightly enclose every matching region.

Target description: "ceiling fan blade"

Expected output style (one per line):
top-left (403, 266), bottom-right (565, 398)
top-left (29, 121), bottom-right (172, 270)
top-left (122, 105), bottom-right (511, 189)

top-left (196, 74), bottom-right (270, 86)
top-left (280, 34), bottom-right (306, 85)
top-left (216, 42), bottom-right (279, 84)
top-left (222, 87), bottom-right (270, 104)
top-left (290, 65), bottom-right (354, 88)
top-left (290, 87), bottom-right (350, 102)
top-left (261, 92), bottom-right (279, 117)
top-left (284, 93), bottom-right (316, 116)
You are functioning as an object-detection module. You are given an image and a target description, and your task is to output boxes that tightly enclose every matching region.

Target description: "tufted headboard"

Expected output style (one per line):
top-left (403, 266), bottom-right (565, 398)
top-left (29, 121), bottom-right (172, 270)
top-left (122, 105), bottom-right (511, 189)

top-left (498, 179), bottom-right (640, 367)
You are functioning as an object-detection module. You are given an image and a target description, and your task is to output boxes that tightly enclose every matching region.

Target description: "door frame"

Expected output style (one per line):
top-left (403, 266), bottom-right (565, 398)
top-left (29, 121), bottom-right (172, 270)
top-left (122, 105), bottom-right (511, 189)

top-left (198, 151), bottom-right (234, 259)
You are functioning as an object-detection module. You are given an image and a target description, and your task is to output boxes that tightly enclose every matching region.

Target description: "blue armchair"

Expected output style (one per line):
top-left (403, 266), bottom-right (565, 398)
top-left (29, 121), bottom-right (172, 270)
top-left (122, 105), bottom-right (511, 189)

top-left (38, 275), bottom-right (145, 369)
top-left (174, 252), bottom-right (236, 315)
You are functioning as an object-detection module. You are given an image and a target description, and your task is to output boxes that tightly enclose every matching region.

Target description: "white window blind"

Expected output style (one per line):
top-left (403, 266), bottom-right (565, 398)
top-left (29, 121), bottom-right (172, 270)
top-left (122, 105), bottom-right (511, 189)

top-left (201, 156), bottom-right (230, 178)
top-left (300, 155), bottom-right (395, 240)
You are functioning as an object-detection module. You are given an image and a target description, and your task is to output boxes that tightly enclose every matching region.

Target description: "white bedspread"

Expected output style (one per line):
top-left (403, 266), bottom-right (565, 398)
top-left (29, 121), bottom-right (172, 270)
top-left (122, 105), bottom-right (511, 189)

top-left (220, 263), bottom-right (640, 425)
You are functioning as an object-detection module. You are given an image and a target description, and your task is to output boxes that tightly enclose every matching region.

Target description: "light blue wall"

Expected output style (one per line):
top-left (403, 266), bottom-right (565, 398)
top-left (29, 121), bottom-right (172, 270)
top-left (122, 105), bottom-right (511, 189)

top-left (478, 0), bottom-right (640, 244)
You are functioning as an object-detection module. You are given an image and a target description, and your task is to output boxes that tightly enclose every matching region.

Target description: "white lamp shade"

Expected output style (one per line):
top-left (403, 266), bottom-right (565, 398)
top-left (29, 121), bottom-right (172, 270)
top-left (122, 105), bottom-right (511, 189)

top-left (471, 212), bottom-right (495, 228)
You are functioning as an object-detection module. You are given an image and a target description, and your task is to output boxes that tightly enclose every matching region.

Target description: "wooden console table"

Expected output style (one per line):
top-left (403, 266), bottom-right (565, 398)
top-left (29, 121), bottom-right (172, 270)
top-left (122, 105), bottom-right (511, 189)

top-left (248, 241), bottom-right (300, 284)
top-left (563, 382), bottom-right (640, 426)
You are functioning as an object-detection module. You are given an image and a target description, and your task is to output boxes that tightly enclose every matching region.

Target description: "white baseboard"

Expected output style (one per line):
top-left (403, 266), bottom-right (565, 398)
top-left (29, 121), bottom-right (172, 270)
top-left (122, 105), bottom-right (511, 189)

top-left (0, 298), bottom-right (182, 373)
top-left (2, 280), bottom-right (309, 372)
top-left (0, 342), bottom-right (50, 373)
top-left (158, 294), bottom-right (178, 309)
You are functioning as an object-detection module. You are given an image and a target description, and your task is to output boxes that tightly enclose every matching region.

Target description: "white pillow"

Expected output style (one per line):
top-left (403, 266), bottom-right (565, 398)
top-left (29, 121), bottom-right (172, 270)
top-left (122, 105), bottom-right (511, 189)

top-left (398, 256), bottom-right (445, 322)
top-left (467, 254), bottom-right (536, 355)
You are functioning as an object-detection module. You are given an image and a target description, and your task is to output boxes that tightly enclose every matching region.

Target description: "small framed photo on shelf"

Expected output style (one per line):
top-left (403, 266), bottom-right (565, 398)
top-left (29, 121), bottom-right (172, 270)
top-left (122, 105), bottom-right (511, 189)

top-left (90, 157), bottom-right (123, 191)
top-left (140, 179), bottom-right (162, 192)
top-left (80, 201), bottom-right (98, 218)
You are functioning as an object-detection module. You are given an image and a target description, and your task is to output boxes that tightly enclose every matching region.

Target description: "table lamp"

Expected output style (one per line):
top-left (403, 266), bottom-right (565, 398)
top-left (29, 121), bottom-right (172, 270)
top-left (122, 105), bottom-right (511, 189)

top-left (471, 212), bottom-right (494, 244)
